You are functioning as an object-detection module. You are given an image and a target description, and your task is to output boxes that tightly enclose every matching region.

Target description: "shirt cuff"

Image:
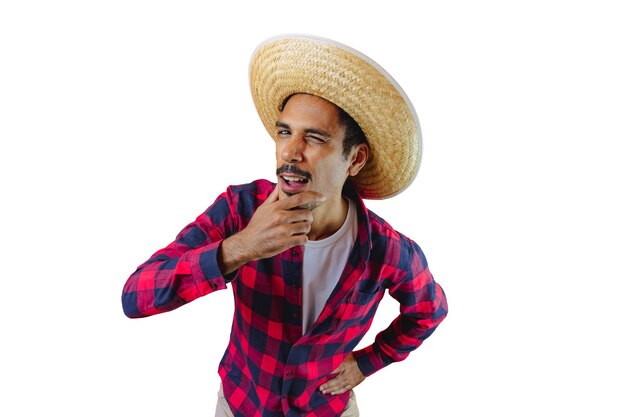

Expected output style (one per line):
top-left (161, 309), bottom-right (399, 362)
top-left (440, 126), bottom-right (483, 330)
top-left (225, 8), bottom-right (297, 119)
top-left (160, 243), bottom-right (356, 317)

top-left (188, 240), bottom-right (231, 295)
top-left (352, 344), bottom-right (394, 377)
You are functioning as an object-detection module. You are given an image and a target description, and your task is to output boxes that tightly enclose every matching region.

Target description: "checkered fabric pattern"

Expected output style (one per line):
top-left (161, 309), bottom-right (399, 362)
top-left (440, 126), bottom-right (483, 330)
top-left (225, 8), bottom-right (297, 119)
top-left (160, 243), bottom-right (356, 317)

top-left (122, 180), bottom-right (447, 417)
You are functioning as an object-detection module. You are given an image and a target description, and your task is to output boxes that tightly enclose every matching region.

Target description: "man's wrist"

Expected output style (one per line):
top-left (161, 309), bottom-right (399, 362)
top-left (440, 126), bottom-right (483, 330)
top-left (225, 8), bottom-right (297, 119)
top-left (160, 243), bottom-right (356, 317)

top-left (218, 234), bottom-right (251, 276)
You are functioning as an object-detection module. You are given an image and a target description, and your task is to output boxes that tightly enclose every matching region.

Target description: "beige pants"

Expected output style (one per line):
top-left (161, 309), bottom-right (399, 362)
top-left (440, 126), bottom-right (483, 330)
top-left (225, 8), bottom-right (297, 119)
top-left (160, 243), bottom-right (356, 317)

top-left (214, 385), bottom-right (359, 417)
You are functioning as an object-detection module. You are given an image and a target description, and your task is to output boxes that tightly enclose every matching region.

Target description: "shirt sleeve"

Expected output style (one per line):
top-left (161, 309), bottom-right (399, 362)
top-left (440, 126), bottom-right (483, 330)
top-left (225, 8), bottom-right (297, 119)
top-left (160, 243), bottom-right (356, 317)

top-left (353, 240), bottom-right (448, 376)
top-left (121, 187), bottom-right (240, 318)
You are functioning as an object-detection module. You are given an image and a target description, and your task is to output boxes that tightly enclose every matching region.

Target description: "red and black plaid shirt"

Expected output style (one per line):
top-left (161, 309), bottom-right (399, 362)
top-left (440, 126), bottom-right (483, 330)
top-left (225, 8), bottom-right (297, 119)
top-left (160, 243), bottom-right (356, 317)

top-left (122, 180), bottom-right (447, 417)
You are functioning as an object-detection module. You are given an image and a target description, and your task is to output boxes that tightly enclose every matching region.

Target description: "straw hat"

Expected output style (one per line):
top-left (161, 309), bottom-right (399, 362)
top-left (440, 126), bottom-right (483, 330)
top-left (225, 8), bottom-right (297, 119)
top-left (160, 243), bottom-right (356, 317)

top-left (249, 34), bottom-right (421, 200)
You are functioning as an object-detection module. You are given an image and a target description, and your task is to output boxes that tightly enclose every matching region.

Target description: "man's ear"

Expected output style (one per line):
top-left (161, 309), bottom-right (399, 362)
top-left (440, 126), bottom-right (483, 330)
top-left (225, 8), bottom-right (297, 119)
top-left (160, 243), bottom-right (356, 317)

top-left (348, 143), bottom-right (369, 177)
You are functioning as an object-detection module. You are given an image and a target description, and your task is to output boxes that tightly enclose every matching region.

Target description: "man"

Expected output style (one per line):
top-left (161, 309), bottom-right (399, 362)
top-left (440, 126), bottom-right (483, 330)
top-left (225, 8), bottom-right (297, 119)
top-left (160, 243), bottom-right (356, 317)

top-left (122, 35), bottom-right (447, 417)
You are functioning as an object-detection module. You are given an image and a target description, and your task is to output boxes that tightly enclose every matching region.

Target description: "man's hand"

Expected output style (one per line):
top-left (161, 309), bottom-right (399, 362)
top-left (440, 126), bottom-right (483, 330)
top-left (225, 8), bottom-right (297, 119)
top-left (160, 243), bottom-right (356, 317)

top-left (219, 187), bottom-right (325, 275)
top-left (319, 353), bottom-right (366, 395)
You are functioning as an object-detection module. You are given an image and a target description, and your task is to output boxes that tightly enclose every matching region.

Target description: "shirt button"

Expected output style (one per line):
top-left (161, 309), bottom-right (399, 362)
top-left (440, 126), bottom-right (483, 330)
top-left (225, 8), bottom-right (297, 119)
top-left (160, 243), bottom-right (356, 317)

top-left (292, 249), bottom-right (298, 257)
top-left (292, 313), bottom-right (298, 320)
top-left (209, 282), bottom-right (218, 290)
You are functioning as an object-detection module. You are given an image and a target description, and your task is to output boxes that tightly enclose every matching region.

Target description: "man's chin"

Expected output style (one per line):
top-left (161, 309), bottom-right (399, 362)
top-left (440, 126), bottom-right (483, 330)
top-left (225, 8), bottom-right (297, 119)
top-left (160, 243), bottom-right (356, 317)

top-left (297, 201), bottom-right (323, 211)
top-left (279, 188), bottom-right (323, 211)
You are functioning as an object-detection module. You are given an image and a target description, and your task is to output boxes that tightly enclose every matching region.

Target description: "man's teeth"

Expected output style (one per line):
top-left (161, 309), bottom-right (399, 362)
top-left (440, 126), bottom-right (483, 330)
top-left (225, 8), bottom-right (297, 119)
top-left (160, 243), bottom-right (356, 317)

top-left (283, 176), bottom-right (306, 182)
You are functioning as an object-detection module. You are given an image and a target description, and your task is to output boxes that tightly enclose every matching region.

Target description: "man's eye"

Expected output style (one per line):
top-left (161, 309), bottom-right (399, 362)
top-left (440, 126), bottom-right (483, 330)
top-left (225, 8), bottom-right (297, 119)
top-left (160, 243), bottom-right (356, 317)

top-left (306, 136), bottom-right (325, 144)
top-left (277, 130), bottom-right (290, 136)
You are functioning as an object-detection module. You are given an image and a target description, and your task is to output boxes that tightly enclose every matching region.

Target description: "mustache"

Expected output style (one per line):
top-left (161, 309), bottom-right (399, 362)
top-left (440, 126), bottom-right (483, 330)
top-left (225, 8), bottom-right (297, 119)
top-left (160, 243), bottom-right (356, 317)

top-left (276, 164), bottom-right (312, 181)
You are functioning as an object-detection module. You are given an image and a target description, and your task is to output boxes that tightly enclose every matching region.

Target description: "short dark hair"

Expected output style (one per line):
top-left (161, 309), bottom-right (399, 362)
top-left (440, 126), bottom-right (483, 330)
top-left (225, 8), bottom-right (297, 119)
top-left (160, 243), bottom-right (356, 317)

top-left (337, 106), bottom-right (367, 159)
top-left (279, 94), bottom-right (367, 159)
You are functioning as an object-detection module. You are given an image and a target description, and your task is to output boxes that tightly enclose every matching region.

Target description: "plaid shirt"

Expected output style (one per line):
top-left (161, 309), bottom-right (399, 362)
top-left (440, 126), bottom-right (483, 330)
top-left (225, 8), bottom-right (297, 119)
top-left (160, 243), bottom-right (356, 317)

top-left (122, 180), bottom-right (447, 417)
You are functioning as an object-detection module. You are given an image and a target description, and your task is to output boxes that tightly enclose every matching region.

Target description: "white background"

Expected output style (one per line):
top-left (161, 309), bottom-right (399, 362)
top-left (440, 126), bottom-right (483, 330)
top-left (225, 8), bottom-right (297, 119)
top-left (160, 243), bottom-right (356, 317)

top-left (1, 1), bottom-right (625, 416)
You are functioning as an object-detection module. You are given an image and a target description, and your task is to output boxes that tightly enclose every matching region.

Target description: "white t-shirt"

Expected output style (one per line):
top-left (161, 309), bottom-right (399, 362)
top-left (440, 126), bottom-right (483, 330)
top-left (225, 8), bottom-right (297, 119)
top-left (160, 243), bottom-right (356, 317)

top-left (302, 198), bottom-right (357, 334)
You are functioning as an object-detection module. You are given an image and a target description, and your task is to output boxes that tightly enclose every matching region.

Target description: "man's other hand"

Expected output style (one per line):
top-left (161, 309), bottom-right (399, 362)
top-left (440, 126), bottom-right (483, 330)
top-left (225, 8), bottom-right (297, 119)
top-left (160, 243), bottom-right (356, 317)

top-left (319, 353), bottom-right (366, 395)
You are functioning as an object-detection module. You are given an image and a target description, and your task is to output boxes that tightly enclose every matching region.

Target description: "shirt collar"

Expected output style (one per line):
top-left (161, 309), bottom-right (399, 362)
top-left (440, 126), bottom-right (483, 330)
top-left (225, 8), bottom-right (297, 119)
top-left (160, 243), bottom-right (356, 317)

top-left (342, 182), bottom-right (373, 261)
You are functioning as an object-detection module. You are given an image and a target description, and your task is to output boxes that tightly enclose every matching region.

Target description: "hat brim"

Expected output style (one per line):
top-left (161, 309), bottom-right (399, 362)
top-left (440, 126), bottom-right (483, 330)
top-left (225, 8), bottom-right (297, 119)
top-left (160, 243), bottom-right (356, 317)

top-left (249, 34), bottom-right (421, 199)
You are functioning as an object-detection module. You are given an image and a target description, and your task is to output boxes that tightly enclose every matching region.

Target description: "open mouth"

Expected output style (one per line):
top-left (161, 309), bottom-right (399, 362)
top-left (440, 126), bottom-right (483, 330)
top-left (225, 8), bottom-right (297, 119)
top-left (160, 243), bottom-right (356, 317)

top-left (279, 174), bottom-right (310, 194)
top-left (276, 165), bottom-right (312, 194)
top-left (280, 175), bottom-right (309, 185)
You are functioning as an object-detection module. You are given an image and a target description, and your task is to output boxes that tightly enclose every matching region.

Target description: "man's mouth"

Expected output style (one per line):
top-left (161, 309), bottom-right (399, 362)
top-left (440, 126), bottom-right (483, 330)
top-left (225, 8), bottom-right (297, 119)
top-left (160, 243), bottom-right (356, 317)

top-left (276, 165), bottom-right (312, 194)
top-left (279, 174), bottom-right (309, 194)
top-left (280, 175), bottom-right (309, 185)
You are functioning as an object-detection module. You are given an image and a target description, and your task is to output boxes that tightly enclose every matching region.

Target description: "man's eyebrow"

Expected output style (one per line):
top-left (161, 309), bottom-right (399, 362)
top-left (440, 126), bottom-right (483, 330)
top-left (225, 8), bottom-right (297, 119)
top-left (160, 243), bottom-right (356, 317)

top-left (304, 128), bottom-right (332, 139)
top-left (275, 121), bottom-right (332, 139)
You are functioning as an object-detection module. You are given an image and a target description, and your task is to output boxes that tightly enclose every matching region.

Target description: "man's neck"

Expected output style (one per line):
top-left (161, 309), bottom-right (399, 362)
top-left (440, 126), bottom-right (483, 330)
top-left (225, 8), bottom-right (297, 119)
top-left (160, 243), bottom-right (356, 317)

top-left (307, 196), bottom-right (349, 241)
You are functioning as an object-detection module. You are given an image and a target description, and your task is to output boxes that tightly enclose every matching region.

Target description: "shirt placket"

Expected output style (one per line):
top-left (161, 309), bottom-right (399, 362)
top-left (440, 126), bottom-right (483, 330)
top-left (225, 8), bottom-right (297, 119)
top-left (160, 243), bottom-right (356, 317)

top-left (280, 246), bottom-right (304, 412)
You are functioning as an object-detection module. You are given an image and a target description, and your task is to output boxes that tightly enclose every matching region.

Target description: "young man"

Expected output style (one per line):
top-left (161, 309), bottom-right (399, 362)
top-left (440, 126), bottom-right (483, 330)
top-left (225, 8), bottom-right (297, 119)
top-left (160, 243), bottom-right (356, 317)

top-left (122, 35), bottom-right (447, 417)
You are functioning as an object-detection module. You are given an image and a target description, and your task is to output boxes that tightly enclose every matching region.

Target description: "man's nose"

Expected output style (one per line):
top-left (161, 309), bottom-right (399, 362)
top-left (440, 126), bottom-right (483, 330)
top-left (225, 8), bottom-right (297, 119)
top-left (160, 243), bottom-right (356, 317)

top-left (281, 137), bottom-right (304, 163)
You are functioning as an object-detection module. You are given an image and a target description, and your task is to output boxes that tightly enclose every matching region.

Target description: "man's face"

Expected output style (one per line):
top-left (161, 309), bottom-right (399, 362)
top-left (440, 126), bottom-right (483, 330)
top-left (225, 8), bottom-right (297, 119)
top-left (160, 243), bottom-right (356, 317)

top-left (274, 94), bottom-right (354, 202)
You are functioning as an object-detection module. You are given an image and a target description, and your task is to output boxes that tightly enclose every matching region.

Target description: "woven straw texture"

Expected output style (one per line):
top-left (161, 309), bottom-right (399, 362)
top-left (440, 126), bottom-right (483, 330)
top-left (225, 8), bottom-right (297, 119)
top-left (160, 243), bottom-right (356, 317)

top-left (249, 35), bottom-right (421, 199)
